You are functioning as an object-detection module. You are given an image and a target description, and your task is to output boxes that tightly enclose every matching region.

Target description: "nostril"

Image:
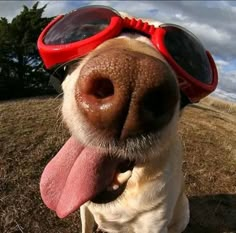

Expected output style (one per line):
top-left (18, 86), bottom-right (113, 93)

top-left (81, 77), bottom-right (114, 99)
top-left (142, 90), bottom-right (168, 118)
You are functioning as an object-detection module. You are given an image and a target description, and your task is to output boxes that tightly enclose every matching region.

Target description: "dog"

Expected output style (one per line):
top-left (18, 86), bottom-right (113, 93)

top-left (40, 12), bottom-right (190, 233)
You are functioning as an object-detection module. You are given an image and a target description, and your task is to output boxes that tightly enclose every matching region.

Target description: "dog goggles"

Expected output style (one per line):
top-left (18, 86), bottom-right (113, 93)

top-left (37, 5), bottom-right (218, 103)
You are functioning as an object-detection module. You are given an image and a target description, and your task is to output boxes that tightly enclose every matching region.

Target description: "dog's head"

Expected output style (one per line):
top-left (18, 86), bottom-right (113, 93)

top-left (62, 15), bottom-right (180, 161)
top-left (40, 12), bottom-right (181, 218)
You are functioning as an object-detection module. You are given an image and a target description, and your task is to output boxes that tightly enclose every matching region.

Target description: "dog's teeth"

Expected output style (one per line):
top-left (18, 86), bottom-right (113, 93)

top-left (116, 170), bottom-right (132, 185)
top-left (107, 184), bottom-right (119, 191)
top-left (112, 184), bottom-right (119, 190)
top-left (107, 171), bottom-right (132, 191)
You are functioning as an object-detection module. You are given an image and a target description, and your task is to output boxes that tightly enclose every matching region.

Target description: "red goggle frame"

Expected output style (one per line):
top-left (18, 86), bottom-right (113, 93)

top-left (37, 5), bottom-right (218, 103)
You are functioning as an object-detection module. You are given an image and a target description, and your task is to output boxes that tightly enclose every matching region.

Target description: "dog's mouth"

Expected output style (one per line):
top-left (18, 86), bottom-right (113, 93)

top-left (40, 137), bottom-right (135, 218)
top-left (91, 159), bottom-right (135, 204)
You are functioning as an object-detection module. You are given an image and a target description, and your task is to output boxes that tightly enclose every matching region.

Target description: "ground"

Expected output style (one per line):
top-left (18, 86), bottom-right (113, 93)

top-left (0, 96), bottom-right (235, 233)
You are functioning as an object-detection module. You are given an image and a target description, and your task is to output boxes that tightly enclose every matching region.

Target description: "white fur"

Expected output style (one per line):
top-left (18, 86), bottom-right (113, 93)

top-left (61, 13), bottom-right (189, 233)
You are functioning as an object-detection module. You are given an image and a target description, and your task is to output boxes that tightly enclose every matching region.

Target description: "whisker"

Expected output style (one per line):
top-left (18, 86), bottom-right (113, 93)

top-left (54, 93), bottom-right (64, 100)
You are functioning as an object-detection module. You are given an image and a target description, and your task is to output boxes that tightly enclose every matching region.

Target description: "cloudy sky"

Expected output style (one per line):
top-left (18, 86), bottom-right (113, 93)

top-left (0, 1), bottom-right (236, 102)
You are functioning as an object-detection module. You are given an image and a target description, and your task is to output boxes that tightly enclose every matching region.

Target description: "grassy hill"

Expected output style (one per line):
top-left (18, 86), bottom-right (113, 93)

top-left (0, 96), bottom-right (235, 233)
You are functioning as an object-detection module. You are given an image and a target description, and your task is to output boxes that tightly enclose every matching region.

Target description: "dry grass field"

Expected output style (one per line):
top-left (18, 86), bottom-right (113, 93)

top-left (0, 95), bottom-right (235, 233)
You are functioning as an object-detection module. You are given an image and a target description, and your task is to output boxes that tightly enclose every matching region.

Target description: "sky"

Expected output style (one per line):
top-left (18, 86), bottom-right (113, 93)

top-left (0, 1), bottom-right (236, 102)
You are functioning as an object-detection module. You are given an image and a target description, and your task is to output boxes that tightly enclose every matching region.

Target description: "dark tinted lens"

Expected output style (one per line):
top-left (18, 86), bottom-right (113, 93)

top-left (163, 25), bottom-right (212, 84)
top-left (44, 6), bottom-right (118, 45)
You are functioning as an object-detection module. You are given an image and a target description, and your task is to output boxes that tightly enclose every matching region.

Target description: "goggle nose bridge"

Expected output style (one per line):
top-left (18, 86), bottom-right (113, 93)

top-left (122, 17), bottom-right (156, 36)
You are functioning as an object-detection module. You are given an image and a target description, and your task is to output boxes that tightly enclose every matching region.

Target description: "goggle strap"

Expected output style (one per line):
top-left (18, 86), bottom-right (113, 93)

top-left (180, 91), bottom-right (191, 109)
top-left (123, 17), bottom-right (155, 36)
top-left (49, 75), bottom-right (63, 94)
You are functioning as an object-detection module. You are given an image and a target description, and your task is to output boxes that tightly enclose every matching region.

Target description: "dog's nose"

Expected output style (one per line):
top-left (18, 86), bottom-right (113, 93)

top-left (75, 49), bottom-right (179, 139)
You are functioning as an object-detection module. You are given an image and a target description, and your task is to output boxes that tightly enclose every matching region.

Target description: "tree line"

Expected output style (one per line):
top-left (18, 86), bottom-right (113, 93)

top-left (0, 2), bottom-right (56, 99)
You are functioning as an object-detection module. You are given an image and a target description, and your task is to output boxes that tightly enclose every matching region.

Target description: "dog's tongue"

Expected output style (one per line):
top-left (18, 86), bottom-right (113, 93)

top-left (40, 137), bottom-right (119, 218)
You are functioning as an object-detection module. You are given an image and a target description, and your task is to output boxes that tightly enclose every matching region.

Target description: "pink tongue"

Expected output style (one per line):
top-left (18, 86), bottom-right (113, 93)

top-left (40, 137), bottom-right (119, 218)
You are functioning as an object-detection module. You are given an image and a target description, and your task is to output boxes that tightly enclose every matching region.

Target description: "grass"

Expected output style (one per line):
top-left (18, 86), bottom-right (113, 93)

top-left (0, 96), bottom-right (235, 233)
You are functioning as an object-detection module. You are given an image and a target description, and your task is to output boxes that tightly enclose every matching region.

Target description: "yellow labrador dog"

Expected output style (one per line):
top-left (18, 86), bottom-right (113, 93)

top-left (40, 11), bottom-right (189, 233)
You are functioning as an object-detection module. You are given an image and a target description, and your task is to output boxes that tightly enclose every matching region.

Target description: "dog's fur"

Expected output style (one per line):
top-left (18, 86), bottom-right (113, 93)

top-left (61, 13), bottom-right (189, 233)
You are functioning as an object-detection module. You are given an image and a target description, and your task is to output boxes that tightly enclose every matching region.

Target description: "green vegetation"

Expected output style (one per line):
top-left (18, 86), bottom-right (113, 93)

top-left (0, 2), bottom-right (54, 99)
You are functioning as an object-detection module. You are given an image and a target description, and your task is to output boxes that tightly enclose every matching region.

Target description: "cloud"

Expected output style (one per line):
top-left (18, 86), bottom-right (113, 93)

top-left (175, 13), bottom-right (187, 21)
top-left (217, 70), bottom-right (236, 93)
top-left (212, 88), bottom-right (236, 102)
top-left (215, 60), bottom-right (230, 68)
top-left (38, 1), bottom-right (71, 17)
top-left (0, 1), bottom-right (35, 21)
top-left (214, 59), bottom-right (236, 102)
top-left (0, 1), bottom-right (84, 21)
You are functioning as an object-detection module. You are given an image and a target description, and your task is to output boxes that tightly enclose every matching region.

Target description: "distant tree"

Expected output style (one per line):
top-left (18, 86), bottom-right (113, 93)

top-left (0, 17), bottom-right (12, 81)
top-left (0, 2), bottom-right (53, 99)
